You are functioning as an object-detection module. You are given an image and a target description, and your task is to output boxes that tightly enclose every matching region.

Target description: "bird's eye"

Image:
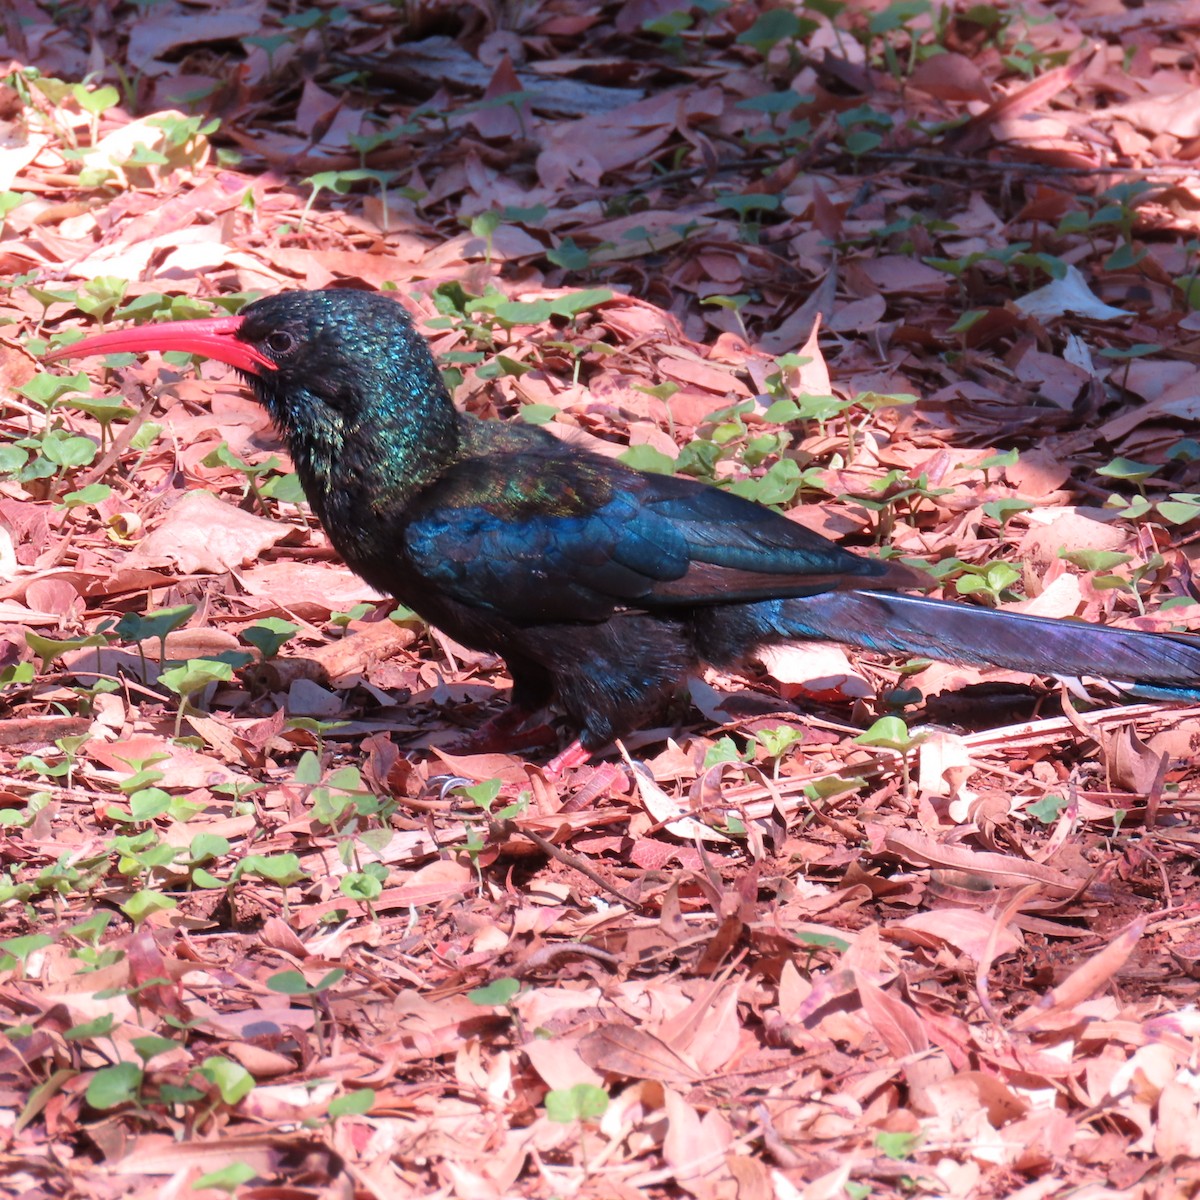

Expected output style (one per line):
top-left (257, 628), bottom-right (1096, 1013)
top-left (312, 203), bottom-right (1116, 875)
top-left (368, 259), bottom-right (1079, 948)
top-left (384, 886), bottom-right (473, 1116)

top-left (264, 331), bottom-right (297, 356)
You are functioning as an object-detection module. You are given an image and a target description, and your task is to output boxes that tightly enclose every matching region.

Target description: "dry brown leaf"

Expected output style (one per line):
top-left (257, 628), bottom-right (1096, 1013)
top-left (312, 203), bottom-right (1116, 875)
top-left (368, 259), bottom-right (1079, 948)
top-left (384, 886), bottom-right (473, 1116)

top-left (1011, 919), bottom-right (1146, 1030)
top-left (127, 490), bottom-right (294, 573)
top-left (10, 9), bottom-right (1200, 1196)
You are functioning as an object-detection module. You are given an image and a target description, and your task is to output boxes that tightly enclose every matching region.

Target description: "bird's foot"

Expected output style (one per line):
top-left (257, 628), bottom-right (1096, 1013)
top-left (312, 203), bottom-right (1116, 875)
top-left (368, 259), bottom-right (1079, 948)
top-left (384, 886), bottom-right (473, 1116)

top-left (447, 705), bottom-right (557, 755)
top-left (544, 739), bottom-right (593, 778)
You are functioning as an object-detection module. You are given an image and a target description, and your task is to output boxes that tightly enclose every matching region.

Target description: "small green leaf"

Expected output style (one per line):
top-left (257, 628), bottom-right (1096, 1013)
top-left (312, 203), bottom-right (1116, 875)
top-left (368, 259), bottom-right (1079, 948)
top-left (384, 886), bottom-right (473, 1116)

top-left (854, 716), bottom-right (919, 751)
top-left (502, 203), bottom-right (548, 224)
top-left (340, 872), bottom-right (383, 901)
top-left (703, 736), bottom-right (745, 770)
top-left (644, 9), bottom-right (692, 35)
top-left (115, 604), bottom-right (195, 648)
top-left (1097, 457), bottom-right (1156, 482)
top-left (756, 726), bottom-right (805, 758)
top-left (1158, 497), bottom-right (1200, 525)
top-left (197, 1055), bottom-right (254, 1105)
top-left (0, 661), bottom-right (34, 686)
top-left (242, 618), bottom-right (298, 659)
top-left (519, 403), bottom-right (556, 425)
top-left (869, 0), bottom-right (931, 34)
top-left (86, 1062), bottom-right (142, 1110)
top-left (634, 382), bottom-right (682, 403)
top-left (469, 978), bottom-right (520, 1006)
top-left (945, 309), bottom-right (984, 333)
top-left (717, 192), bottom-right (781, 219)
top-left (618, 444), bottom-right (676, 475)
top-left (549, 288), bottom-right (613, 316)
top-left (975, 448), bottom-right (1020, 471)
top-left (66, 1014), bottom-right (115, 1041)
top-left (796, 929), bottom-right (851, 951)
top-left (1027, 794), bottom-right (1067, 823)
top-left (121, 891), bottom-right (177, 924)
top-left (844, 129), bottom-right (883, 156)
top-left (727, 458), bottom-right (805, 507)
top-left (159, 1082), bottom-right (206, 1106)
top-left (1109, 494), bottom-right (1153, 520)
top-left (455, 777), bottom-right (503, 809)
top-left (876, 1129), bottom-right (922, 1160)
top-left (60, 482), bottom-right (112, 509)
top-left (267, 967), bottom-right (345, 996)
top-left (188, 833), bottom-right (230, 863)
top-left (330, 602), bottom-right (373, 627)
top-left (736, 8), bottom-right (811, 53)
top-left (195, 1162), bottom-right (258, 1192)
top-left (26, 631), bottom-right (107, 671)
top-left (0, 934), bottom-right (53, 961)
top-left (158, 658), bottom-right (234, 699)
top-left (130, 422), bottom-right (162, 451)
top-left (132, 1035), bottom-right (178, 1063)
top-left (470, 210), bottom-right (501, 238)
top-left (1061, 549), bottom-right (1132, 572)
top-left (546, 238), bottom-right (591, 270)
top-left (802, 774), bottom-right (865, 802)
top-left (0, 191), bottom-right (28, 221)
top-left (123, 143), bottom-right (170, 166)
top-left (327, 763), bottom-right (363, 790)
top-left (259, 472), bottom-right (307, 503)
top-left (67, 912), bottom-right (114, 946)
top-left (329, 1088), bottom-right (376, 1118)
top-left (40, 430), bottom-right (97, 468)
top-left (736, 91), bottom-right (805, 115)
top-left (1098, 342), bottom-right (1161, 361)
top-left (128, 787), bottom-right (171, 821)
top-left (238, 853), bottom-right (306, 886)
top-left (73, 83), bottom-right (120, 116)
top-left (244, 33), bottom-right (291, 56)
top-left (1104, 244), bottom-right (1147, 271)
top-left (981, 498), bottom-right (1032, 524)
top-left (546, 1082), bottom-right (609, 1123)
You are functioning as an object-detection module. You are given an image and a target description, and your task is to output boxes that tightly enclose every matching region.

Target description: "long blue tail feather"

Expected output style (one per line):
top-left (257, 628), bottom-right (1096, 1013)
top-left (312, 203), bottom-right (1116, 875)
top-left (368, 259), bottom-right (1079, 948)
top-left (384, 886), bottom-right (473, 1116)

top-left (762, 590), bottom-right (1200, 701)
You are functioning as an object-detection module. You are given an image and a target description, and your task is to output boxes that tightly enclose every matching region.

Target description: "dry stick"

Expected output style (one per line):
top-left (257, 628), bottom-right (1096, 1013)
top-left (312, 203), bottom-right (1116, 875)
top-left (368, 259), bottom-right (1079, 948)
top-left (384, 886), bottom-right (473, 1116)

top-left (502, 820), bottom-right (647, 912)
top-left (1144, 749), bottom-right (1171, 833)
top-left (629, 149), bottom-right (1200, 197)
top-left (626, 154), bottom-right (785, 191)
top-left (77, 380), bottom-right (158, 487)
top-left (856, 150), bottom-right (1200, 179)
top-left (518, 942), bottom-right (622, 974)
top-left (0, 774), bottom-right (103, 802)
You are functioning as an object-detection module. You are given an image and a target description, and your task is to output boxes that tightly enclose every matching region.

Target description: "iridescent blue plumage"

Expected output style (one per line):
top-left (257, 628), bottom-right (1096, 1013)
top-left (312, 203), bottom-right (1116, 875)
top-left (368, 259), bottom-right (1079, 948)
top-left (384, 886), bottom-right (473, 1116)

top-left (53, 288), bottom-right (1200, 755)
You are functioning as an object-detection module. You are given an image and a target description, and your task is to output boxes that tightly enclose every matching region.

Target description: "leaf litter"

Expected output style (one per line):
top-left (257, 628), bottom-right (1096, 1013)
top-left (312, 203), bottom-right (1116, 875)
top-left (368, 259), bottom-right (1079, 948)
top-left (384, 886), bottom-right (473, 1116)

top-left (3, 2), bottom-right (1200, 1197)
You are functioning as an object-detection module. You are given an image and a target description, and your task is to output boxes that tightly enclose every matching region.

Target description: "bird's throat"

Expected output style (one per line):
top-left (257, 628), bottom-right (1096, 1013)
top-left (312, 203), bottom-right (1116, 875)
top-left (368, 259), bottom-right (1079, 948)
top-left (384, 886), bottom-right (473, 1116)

top-left (255, 376), bottom-right (462, 570)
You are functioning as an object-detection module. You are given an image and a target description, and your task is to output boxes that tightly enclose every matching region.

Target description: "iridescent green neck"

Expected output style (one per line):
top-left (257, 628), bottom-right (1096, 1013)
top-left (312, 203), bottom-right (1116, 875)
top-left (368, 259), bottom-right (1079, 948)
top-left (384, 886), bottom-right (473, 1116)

top-left (254, 367), bottom-right (462, 565)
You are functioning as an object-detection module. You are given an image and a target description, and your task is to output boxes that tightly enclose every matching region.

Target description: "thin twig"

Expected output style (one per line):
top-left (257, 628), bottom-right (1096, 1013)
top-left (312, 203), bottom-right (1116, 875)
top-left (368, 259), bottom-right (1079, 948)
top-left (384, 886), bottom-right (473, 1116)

top-left (503, 820), bottom-right (646, 911)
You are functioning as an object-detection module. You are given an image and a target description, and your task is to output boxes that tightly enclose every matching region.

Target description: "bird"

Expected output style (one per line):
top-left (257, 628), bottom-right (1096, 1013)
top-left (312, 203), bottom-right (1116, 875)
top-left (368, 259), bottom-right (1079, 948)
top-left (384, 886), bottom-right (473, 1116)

top-left (47, 287), bottom-right (1200, 770)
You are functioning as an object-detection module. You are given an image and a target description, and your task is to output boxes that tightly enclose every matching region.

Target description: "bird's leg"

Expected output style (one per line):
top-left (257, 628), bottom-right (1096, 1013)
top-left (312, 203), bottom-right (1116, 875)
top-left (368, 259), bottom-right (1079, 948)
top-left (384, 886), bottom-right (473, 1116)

top-left (447, 703), bottom-right (558, 755)
top-left (544, 739), bottom-right (593, 777)
top-left (445, 660), bottom-right (559, 755)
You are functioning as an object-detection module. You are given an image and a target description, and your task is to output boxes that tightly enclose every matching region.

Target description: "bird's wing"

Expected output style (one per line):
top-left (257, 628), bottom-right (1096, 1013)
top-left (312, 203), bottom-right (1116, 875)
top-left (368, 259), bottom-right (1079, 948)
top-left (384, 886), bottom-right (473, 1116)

top-left (403, 452), bottom-right (913, 623)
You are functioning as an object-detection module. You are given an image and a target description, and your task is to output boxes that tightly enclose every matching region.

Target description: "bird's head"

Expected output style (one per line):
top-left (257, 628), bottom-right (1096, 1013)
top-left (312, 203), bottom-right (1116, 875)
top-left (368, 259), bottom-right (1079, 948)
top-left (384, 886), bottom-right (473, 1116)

top-left (46, 288), bottom-right (447, 424)
top-left (44, 288), bottom-right (460, 496)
